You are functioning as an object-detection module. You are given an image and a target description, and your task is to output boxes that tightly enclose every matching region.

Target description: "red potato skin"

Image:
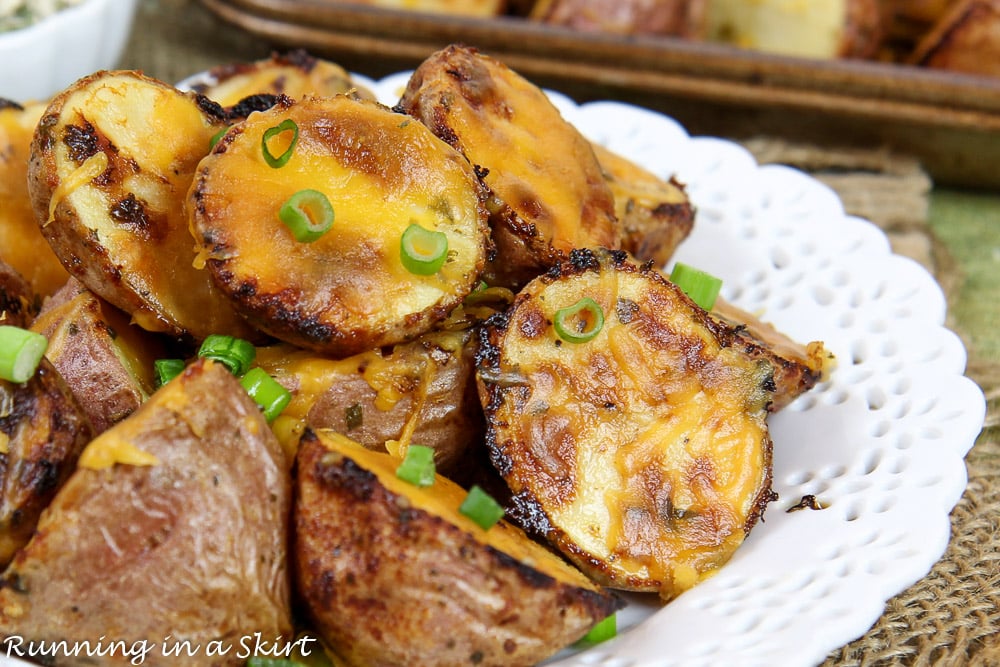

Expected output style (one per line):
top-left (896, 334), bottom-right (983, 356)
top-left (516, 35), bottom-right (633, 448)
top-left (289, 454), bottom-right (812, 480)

top-left (0, 360), bottom-right (293, 666)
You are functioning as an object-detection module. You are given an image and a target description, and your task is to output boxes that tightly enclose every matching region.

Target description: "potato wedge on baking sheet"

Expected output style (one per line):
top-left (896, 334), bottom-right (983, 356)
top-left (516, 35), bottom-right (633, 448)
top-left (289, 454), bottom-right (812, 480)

top-left (477, 248), bottom-right (776, 600)
top-left (0, 359), bottom-right (293, 664)
top-left (294, 429), bottom-right (622, 667)
top-left (398, 44), bottom-right (620, 290)
top-left (530, 0), bottom-right (707, 37)
top-left (27, 70), bottom-right (258, 341)
top-left (190, 95), bottom-right (490, 357)
top-left (0, 359), bottom-right (92, 569)
top-left (909, 0), bottom-right (1000, 77)
top-left (256, 327), bottom-right (483, 475)
top-left (0, 101), bottom-right (70, 298)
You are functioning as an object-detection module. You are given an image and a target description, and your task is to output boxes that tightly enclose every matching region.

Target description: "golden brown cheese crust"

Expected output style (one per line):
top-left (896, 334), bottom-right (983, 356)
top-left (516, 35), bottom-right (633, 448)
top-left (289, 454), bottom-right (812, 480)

top-left (190, 95), bottom-right (491, 357)
top-left (477, 248), bottom-right (776, 600)
top-left (398, 45), bottom-right (620, 290)
top-left (27, 70), bottom-right (258, 341)
top-left (592, 143), bottom-right (695, 268)
top-left (192, 49), bottom-right (376, 109)
top-left (294, 430), bottom-right (621, 667)
top-left (0, 360), bottom-right (293, 665)
top-left (0, 360), bottom-right (92, 568)
top-left (0, 102), bottom-right (70, 298)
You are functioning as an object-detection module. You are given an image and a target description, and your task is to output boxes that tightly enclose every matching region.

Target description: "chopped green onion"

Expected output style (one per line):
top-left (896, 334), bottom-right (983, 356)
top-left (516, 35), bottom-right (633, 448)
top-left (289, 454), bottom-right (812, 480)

top-left (279, 189), bottom-right (334, 243)
top-left (246, 659), bottom-right (305, 667)
top-left (579, 613), bottom-right (617, 645)
top-left (345, 403), bottom-right (363, 430)
top-left (670, 262), bottom-right (722, 311)
top-left (198, 334), bottom-right (256, 376)
top-left (400, 223), bottom-right (448, 275)
top-left (553, 297), bottom-right (604, 344)
top-left (153, 358), bottom-right (186, 388)
top-left (459, 485), bottom-right (504, 530)
top-left (240, 367), bottom-right (292, 423)
top-left (0, 326), bottom-right (47, 383)
top-left (261, 118), bottom-right (299, 168)
top-left (208, 125), bottom-right (229, 150)
top-left (395, 444), bottom-right (436, 487)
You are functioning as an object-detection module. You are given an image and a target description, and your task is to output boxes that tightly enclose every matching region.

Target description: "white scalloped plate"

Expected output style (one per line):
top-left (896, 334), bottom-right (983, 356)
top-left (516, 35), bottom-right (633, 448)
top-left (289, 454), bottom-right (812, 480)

top-left (1, 71), bottom-right (984, 667)
top-left (355, 71), bottom-right (985, 667)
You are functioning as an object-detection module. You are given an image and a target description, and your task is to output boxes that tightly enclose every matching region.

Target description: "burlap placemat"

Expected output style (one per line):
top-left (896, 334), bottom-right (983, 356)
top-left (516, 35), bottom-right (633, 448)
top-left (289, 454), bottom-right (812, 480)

top-left (121, 3), bottom-right (996, 663)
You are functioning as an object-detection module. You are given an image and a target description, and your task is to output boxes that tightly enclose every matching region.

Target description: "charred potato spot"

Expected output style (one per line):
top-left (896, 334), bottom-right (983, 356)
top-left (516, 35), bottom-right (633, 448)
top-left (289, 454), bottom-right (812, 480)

top-left (478, 249), bottom-right (775, 600)
top-left (398, 45), bottom-right (620, 289)
top-left (28, 70), bottom-right (256, 340)
top-left (190, 95), bottom-right (490, 356)
top-left (295, 430), bottom-right (620, 667)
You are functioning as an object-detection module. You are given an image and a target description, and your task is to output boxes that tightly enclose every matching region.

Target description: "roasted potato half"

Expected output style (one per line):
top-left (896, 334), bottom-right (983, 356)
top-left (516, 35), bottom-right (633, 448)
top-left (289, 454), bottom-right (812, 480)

top-left (190, 49), bottom-right (375, 109)
top-left (712, 297), bottom-right (833, 412)
top-left (0, 260), bottom-right (38, 329)
top-left (0, 359), bottom-right (293, 665)
top-left (592, 143), bottom-right (695, 268)
top-left (27, 70), bottom-right (259, 341)
top-left (189, 95), bottom-right (491, 357)
top-left (0, 100), bottom-right (70, 298)
top-left (398, 45), bottom-right (620, 289)
top-left (256, 327), bottom-right (483, 475)
top-left (30, 279), bottom-right (165, 433)
top-left (530, 0), bottom-right (707, 36)
top-left (0, 359), bottom-right (92, 569)
top-left (294, 429), bottom-right (622, 667)
top-left (477, 248), bottom-right (776, 600)
top-left (909, 0), bottom-right (1000, 76)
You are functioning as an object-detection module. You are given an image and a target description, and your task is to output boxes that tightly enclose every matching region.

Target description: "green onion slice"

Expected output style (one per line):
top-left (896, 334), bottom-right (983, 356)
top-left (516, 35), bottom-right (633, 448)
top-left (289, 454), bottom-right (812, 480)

top-left (197, 334), bottom-right (256, 376)
top-left (261, 118), bottom-right (299, 168)
top-left (240, 367), bottom-right (292, 423)
top-left (279, 189), bottom-right (334, 243)
top-left (669, 262), bottom-right (722, 311)
top-left (246, 659), bottom-right (305, 667)
top-left (208, 125), bottom-right (229, 151)
top-left (395, 444), bottom-right (436, 487)
top-left (0, 326), bottom-right (48, 383)
top-left (400, 223), bottom-right (448, 275)
top-left (459, 485), bottom-right (504, 530)
top-left (153, 358), bottom-right (186, 388)
top-left (579, 613), bottom-right (617, 645)
top-left (553, 297), bottom-right (605, 344)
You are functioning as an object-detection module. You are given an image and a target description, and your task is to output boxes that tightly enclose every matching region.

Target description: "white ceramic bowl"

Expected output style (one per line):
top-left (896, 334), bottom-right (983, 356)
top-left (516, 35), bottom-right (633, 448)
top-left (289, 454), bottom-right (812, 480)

top-left (0, 0), bottom-right (138, 103)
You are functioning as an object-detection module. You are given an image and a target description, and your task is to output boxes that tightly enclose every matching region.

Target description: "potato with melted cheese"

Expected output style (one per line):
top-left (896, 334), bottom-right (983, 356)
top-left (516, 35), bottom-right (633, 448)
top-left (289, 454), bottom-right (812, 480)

top-left (398, 45), bottom-right (620, 290)
top-left (189, 95), bottom-right (491, 357)
top-left (30, 279), bottom-right (165, 433)
top-left (0, 359), bottom-right (293, 664)
top-left (712, 297), bottom-right (833, 412)
top-left (0, 100), bottom-right (70, 298)
top-left (477, 248), bottom-right (776, 600)
top-left (294, 429), bottom-right (622, 667)
top-left (256, 326), bottom-right (483, 476)
top-left (592, 143), bottom-right (695, 268)
top-left (26, 70), bottom-right (259, 341)
top-left (0, 358), bottom-right (92, 569)
top-left (190, 49), bottom-right (375, 111)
